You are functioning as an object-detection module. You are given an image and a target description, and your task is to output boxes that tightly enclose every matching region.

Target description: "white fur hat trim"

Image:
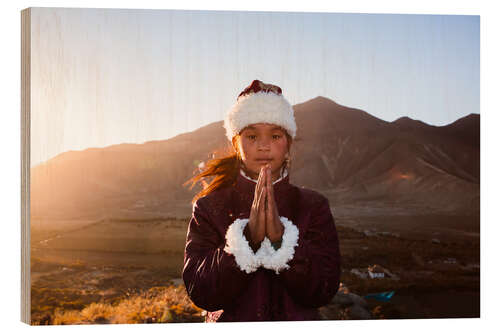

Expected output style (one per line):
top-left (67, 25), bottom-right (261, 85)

top-left (224, 91), bottom-right (297, 141)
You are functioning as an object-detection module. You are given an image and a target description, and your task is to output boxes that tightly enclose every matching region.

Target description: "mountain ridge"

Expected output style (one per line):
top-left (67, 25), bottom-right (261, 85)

top-left (31, 97), bottom-right (479, 221)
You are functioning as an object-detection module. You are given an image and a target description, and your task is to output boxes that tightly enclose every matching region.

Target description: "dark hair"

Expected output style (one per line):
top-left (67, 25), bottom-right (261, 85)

top-left (184, 132), bottom-right (292, 204)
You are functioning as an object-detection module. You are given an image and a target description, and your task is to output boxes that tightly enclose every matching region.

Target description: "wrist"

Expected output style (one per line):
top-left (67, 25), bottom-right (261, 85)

top-left (243, 224), bottom-right (261, 253)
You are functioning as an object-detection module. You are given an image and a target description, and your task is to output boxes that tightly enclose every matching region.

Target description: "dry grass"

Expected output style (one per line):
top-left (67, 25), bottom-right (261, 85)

top-left (49, 285), bottom-right (204, 325)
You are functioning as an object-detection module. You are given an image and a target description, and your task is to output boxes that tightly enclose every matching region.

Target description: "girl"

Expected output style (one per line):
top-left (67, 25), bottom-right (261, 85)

top-left (182, 79), bottom-right (341, 322)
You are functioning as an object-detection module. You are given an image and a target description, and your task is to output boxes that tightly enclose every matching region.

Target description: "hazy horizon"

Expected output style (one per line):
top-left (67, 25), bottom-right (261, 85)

top-left (30, 8), bottom-right (479, 167)
top-left (31, 99), bottom-right (478, 168)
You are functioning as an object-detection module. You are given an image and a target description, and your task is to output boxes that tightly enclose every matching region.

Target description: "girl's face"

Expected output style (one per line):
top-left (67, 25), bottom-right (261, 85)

top-left (234, 123), bottom-right (290, 181)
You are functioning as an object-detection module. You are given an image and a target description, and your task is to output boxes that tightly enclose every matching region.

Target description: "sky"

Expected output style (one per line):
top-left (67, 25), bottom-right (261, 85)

top-left (30, 7), bottom-right (479, 167)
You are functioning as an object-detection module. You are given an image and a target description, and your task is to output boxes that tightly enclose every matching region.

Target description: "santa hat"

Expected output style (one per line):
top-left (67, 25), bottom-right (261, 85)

top-left (223, 80), bottom-right (297, 141)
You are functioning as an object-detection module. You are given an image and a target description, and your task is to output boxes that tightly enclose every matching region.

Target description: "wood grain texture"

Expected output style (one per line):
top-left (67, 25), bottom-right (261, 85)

top-left (21, 7), bottom-right (31, 325)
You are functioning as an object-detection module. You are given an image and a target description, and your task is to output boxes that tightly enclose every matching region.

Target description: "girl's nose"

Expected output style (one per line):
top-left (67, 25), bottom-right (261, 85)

top-left (257, 138), bottom-right (271, 150)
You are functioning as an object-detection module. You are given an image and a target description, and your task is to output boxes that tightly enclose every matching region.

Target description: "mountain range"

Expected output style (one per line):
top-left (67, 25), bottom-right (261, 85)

top-left (31, 96), bottom-right (479, 221)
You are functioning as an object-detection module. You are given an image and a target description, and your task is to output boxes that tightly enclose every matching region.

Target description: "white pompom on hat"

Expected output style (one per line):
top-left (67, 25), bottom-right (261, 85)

top-left (224, 80), bottom-right (297, 141)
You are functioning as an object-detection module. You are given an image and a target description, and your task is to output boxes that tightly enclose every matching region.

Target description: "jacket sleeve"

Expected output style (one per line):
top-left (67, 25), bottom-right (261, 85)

top-left (263, 196), bottom-right (341, 308)
top-left (182, 197), bottom-right (262, 311)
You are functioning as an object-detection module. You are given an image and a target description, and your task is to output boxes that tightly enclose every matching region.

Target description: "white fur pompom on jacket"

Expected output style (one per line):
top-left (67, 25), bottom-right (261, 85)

top-left (182, 170), bottom-right (341, 322)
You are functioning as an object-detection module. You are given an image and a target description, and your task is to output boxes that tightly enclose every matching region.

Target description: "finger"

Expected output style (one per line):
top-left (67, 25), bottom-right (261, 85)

top-left (255, 166), bottom-right (264, 195)
top-left (266, 191), bottom-right (272, 228)
top-left (257, 165), bottom-right (267, 194)
top-left (252, 186), bottom-right (264, 229)
top-left (266, 166), bottom-right (273, 210)
top-left (266, 181), bottom-right (274, 229)
top-left (252, 169), bottom-right (264, 207)
top-left (267, 165), bottom-right (274, 198)
top-left (265, 166), bottom-right (280, 226)
top-left (263, 165), bottom-right (268, 186)
top-left (263, 179), bottom-right (268, 213)
top-left (266, 167), bottom-right (271, 210)
top-left (267, 194), bottom-right (276, 228)
top-left (258, 185), bottom-right (267, 229)
top-left (268, 166), bottom-right (280, 216)
top-left (253, 167), bottom-right (265, 207)
top-left (256, 181), bottom-right (266, 212)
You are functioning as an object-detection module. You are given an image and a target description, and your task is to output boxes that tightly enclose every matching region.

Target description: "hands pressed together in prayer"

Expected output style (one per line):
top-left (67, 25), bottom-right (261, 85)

top-left (245, 164), bottom-right (284, 251)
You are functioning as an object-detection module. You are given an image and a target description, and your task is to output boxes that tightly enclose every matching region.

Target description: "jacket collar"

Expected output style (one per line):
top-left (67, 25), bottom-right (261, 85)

top-left (235, 166), bottom-right (290, 198)
top-left (239, 166), bottom-right (288, 185)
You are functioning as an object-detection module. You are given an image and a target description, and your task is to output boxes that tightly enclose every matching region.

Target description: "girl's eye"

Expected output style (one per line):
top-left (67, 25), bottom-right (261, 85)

top-left (272, 134), bottom-right (282, 140)
top-left (248, 135), bottom-right (257, 140)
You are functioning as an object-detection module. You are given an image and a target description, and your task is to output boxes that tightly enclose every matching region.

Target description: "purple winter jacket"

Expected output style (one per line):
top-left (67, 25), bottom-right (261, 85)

top-left (182, 169), bottom-right (341, 322)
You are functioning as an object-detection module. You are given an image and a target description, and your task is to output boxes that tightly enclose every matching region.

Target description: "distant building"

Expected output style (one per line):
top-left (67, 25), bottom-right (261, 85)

top-left (368, 264), bottom-right (385, 279)
top-left (350, 268), bottom-right (368, 279)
